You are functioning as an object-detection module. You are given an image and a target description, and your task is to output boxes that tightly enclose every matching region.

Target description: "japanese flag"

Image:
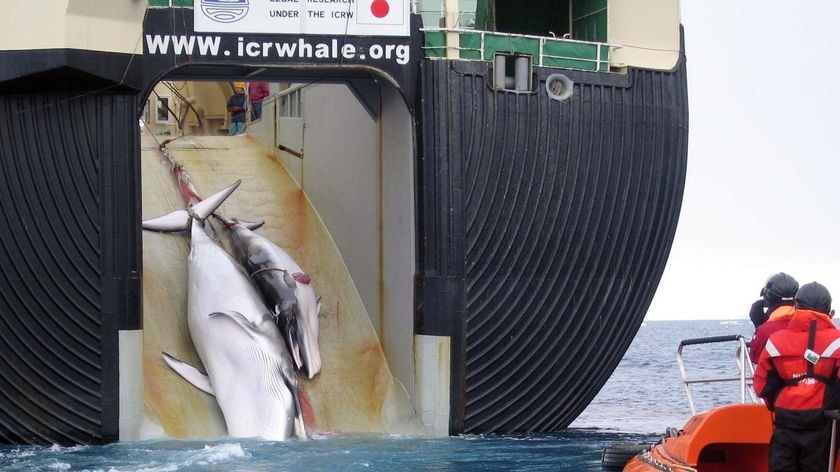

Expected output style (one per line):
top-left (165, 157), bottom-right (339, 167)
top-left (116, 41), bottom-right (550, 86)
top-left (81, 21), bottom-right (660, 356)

top-left (356, 0), bottom-right (406, 26)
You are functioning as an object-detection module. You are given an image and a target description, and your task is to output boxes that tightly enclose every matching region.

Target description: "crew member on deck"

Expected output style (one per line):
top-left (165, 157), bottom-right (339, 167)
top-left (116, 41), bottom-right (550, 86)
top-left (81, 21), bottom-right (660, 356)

top-left (227, 82), bottom-right (248, 136)
top-left (754, 282), bottom-right (840, 472)
top-left (249, 81), bottom-right (270, 121)
top-left (748, 272), bottom-right (799, 363)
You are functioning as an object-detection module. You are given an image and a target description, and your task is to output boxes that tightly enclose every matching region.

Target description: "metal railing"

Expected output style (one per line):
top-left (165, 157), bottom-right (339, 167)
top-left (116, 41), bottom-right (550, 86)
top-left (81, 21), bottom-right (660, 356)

top-left (677, 335), bottom-right (760, 416)
top-left (420, 27), bottom-right (625, 71)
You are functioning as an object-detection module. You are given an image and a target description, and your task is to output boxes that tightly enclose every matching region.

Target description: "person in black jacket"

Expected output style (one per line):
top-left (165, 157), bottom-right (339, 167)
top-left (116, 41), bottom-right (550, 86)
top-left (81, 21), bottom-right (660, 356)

top-left (227, 82), bottom-right (247, 135)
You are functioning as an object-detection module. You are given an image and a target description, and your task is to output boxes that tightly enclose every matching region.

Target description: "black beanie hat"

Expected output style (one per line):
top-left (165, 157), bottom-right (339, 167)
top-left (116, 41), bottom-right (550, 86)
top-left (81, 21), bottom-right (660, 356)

top-left (762, 272), bottom-right (799, 307)
top-left (794, 282), bottom-right (832, 315)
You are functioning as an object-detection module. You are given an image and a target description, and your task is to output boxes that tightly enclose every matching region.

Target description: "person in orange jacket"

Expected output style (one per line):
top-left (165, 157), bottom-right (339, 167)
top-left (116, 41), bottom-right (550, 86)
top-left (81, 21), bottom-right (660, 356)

top-left (748, 272), bottom-right (799, 363)
top-left (754, 282), bottom-right (840, 472)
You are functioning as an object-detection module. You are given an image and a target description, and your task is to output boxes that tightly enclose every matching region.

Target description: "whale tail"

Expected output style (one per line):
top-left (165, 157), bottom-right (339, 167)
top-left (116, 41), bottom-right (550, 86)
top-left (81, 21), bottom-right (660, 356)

top-left (142, 180), bottom-right (241, 232)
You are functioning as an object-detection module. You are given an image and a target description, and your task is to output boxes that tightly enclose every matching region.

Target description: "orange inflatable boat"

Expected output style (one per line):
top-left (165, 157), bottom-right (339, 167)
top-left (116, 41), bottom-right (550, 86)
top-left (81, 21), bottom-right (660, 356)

top-left (623, 403), bottom-right (771, 471)
top-left (604, 335), bottom-right (840, 472)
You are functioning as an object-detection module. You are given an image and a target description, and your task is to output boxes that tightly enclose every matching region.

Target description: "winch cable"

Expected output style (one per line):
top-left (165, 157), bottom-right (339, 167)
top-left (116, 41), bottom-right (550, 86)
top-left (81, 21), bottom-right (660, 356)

top-left (144, 128), bottom-right (202, 206)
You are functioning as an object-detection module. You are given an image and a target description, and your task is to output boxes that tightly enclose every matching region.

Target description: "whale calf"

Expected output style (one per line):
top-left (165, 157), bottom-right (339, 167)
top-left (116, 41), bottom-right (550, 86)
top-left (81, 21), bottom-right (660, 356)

top-left (208, 216), bottom-right (322, 379)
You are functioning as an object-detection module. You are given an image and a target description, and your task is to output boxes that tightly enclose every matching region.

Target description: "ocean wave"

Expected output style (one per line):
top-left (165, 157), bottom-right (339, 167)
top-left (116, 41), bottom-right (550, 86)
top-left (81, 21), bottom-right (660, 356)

top-left (187, 443), bottom-right (249, 465)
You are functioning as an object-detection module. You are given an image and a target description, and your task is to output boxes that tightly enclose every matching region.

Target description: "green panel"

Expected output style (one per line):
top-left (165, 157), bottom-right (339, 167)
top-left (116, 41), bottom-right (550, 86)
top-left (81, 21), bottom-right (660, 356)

top-left (542, 57), bottom-right (597, 71)
top-left (572, 13), bottom-right (606, 43)
top-left (424, 31), bottom-right (447, 59)
top-left (148, 0), bottom-right (193, 6)
top-left (474, 0), bottom-right (495, 30)
top-left (459, 33), bottom-right (483, 60)
top-left (571, 0), bottom-right (607, 42)
top-left (541, 40), bottom-right (610, 71)
top-left (542, 41), bottom-right (596, 70)
top-left (572, 0), bottom-right (607, 16)
top-left (483, 35), bottom-right (540, 61)
top-left (543, 41), bottom-right (597, 60)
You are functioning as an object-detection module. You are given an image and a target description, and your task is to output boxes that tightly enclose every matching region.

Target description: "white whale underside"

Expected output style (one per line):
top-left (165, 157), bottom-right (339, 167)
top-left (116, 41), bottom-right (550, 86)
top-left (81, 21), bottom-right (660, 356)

top-left (187, 220), bottom-right (299, 440)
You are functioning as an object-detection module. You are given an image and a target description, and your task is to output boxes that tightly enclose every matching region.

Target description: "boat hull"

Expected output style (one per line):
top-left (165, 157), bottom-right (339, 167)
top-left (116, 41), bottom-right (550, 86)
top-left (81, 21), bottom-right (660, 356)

top-left (418, 54), bottom-right (688, 433)
top-left (624, 404), bottom-right (772, 471)
top-left (0, 6), bottom-right (688, 442)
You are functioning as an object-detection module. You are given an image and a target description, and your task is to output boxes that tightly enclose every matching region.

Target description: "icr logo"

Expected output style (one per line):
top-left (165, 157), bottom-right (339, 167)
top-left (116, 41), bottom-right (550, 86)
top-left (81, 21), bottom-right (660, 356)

top-left (201, 0), bottom-right (249, 23)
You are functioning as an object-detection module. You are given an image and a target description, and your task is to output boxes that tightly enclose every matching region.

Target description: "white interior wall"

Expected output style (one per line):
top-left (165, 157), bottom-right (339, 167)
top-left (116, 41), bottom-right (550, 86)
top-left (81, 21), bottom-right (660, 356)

top-left (302, 84), bottom-right (382, 337)
top-left (380, 86), bottom-right (417, 401)
top-left (252, 81), bottom-right (419, 429)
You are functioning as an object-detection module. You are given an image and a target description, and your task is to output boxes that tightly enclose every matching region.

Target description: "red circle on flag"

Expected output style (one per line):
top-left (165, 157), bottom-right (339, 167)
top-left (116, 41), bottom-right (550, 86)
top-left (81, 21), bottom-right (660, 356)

top-left (371, 0), bottom-right (390, 18)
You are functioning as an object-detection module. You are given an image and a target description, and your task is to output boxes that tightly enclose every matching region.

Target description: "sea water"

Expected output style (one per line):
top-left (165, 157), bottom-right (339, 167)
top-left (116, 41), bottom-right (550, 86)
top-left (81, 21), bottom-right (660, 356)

top-left (0, 320), bottom-right (756, 471)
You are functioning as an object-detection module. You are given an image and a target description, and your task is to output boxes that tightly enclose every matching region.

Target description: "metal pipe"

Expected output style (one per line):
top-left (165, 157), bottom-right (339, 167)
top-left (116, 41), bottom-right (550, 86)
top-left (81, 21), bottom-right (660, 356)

top-left (493, 55), bottom-right (506, 90)
top-left (514, 56), bottom-right (530, 91)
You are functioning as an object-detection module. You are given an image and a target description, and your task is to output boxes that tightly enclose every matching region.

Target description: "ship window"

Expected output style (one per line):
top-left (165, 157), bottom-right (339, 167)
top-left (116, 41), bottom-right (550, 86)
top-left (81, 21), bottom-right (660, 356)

top-left (156, 95), bottom-right (173, 123)
top-left (480, 0), bottom-right (606, 42)
top-left (493, 0), bottom-right (571, 37)
top-left (459, 0), bottom-right (478, 28)
top-left (416, 0), bottom-right (481, 28)
top-left (279, 86), bottom-right (302, 118)
top-left (493, 54), bottom-right (534, 92)
top-left (571, 0), bottom-right (607, 42)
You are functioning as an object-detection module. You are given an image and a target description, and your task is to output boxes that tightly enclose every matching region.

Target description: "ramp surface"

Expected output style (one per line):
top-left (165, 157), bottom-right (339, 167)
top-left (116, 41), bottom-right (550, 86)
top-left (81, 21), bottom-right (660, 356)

top-left (141, 134), bottom-right (411, 438)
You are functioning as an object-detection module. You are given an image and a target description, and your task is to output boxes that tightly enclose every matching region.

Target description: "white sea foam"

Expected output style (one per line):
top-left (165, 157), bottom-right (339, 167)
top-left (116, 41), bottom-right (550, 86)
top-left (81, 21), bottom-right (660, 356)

top-left (132, 464), bottom-right (179, 472)
top-left (48, 444), bottom-right (89, 453)
top-left (47, 462), bottom-right (71, 470)
top-left (1, 447), bottom-right (37, 458)
top-left (187, 443), bottom-right (248, 465)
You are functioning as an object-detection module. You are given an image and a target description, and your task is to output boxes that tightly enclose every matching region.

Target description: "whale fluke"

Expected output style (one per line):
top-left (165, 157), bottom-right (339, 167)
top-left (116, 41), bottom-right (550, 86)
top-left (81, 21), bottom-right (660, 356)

top-left (142, 180), bottom-right (241, 232)
top-left (192, 180), bottom-right (241, 220)
top-left (143, 210), bottom-right (192, 232)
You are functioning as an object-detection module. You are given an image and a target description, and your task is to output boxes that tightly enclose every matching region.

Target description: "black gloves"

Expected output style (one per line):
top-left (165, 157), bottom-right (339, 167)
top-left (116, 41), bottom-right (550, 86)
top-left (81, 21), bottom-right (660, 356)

top-left (750, 298), bottom-right (768, 328)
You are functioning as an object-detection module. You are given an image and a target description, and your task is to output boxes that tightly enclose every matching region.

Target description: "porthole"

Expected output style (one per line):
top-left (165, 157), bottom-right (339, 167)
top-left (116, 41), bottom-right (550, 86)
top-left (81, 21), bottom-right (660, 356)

top-left (546, 74), bottom-right (574, 101)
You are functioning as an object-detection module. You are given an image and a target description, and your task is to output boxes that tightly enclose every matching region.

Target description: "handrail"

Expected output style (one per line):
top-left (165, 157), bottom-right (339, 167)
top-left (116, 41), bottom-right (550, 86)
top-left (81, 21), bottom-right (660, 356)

top-left (676, 335), bottom-right (760, 416)
top-left (260, 83), bottom-right (308, 107)
top-left (421, 27), bottom-right (624, 48)
top-left (826, 410), bottom-right (840, 472)
top-left (420, 27), bottom-right (624, 71)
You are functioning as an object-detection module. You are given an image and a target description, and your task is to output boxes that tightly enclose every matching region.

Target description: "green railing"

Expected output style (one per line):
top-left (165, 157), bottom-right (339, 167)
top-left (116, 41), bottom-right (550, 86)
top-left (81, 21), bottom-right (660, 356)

top-left (423, 28), bottom-right (619, 72)
top-left (148, 0), bottom-right (192, 7)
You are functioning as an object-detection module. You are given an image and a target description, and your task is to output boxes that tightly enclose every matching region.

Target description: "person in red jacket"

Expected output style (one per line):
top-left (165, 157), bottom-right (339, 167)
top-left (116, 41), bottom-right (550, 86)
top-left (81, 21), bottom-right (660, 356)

top-left (748, 272), bottom-right (799, 363)
top-left (754, 281), bottom-right (839, 472)
top-left (248, 82), bottom-right (270, 120)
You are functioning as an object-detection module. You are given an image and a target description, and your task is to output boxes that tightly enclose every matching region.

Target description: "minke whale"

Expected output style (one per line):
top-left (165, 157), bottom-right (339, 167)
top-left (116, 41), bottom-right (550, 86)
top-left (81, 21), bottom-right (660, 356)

top-left (145, 180), bottom-right (322, 379)
top-left (207, 215), bottom-right (322, 379)
top-left (144, 181), bottom-right (306, 440)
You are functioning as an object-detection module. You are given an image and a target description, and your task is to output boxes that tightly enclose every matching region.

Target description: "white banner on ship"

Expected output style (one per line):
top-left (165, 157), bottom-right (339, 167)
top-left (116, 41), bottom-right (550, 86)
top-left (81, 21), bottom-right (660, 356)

top-left (194, 0), bottom-right (409, 37)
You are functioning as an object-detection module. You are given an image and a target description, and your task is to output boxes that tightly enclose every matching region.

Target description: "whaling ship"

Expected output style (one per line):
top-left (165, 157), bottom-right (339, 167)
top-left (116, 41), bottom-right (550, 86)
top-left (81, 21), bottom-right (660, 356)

top-left (0, 0), bottom-right (687, 443)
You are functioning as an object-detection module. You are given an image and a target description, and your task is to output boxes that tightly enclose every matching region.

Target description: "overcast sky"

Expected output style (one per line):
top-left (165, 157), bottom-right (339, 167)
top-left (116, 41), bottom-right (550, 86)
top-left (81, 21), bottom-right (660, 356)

top-left (644, 0), bottom-right (840, 320)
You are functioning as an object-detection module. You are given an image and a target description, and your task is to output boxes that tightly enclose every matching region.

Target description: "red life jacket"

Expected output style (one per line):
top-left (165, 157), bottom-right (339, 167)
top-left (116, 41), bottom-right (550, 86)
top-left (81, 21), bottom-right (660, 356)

top-left (754, 310), bottom-right (840, 429)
